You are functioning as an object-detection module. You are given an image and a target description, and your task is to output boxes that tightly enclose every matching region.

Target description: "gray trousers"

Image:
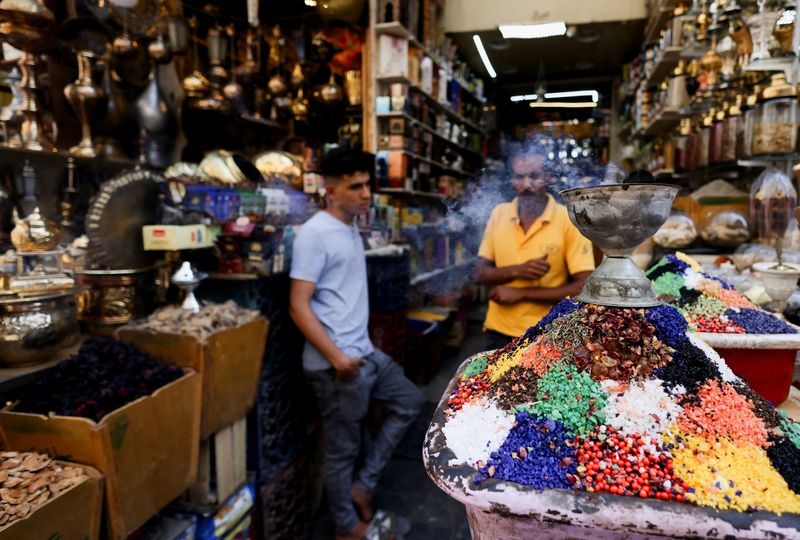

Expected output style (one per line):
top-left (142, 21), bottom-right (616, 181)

top-left (305, 348), bottom-right (424, 533)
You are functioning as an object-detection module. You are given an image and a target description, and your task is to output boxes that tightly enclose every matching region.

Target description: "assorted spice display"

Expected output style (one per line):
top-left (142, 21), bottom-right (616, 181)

top-left (126, 300), bottom-right (260, 338)
top-left (0, 452), bottom-right (87, 528)
top-left (11, 337), bottom-right (184, 421)
top-left (646, 254), bottom-right (797, 334)
top-left (442, 298), bottom-right (800, 515)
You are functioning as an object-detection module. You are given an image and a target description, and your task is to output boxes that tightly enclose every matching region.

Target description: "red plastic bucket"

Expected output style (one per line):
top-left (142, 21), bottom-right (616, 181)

top-left (714, 347), bottom-right (795, 404)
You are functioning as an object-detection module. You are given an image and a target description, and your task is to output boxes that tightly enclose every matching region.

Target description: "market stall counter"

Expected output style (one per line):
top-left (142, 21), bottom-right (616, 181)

top-left (424, 356), bottom-right (800, 539)
top-left (424, 184), bottom-right (800, 539)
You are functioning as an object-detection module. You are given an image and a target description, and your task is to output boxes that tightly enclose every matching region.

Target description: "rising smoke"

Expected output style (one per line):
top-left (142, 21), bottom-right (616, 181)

top-left (409, 134), bottom-right (628, 301)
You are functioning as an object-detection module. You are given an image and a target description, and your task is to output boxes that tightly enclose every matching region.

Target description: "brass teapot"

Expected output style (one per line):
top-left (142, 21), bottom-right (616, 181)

top-left (10, 207), bottom-right (59, 252)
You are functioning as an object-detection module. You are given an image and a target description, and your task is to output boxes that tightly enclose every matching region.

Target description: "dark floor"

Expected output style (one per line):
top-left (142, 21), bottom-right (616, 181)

top-left (310, 309), bottom-right (487, 540)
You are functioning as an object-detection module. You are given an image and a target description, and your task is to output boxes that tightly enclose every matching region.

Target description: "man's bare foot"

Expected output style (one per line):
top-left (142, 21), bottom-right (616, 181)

top-left (351, 484), bottom-right (374, 522)
top-left (334, 520), bottom-right (370, 540)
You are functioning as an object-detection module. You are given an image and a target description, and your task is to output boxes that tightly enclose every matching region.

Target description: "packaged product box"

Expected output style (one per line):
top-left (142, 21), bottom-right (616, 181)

top-left (173, 477), bottom-right (256, 540)
top-left (387, 151), bottom-right (409, 179)
top-left (116, 318), bottom-right (268, 439)
top-left (0, 462), bottom-right (103, 540)
top-left (0, 371), bottom-right (202, 540)
top-left (401, 207), bottom-right (424, 226)
top-left (377, 35), bottom-right (409, 79)
top-left (143, 225), bottom-right (216, 251)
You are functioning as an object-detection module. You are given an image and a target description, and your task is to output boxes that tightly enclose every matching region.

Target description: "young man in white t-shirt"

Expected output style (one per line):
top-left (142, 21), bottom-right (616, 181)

top-left (290, 148), bottom-right (424, 540)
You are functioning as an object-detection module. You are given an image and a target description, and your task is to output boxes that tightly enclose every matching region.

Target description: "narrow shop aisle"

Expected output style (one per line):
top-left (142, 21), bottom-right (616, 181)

top-left (311, 315), bottom-right (487, 539)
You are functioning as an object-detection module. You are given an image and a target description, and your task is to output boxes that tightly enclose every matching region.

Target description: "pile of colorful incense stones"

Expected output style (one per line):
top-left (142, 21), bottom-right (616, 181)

top-left (442, 299), bottom-right (800, 515)
top-left (646, 253), bottom-right (796, 334)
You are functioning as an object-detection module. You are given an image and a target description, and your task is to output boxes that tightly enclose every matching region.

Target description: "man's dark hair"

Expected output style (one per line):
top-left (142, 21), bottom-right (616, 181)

top-left (503, 139), bottom-right (547, 179)
top-left (321, 147), bottom-right (375, 178)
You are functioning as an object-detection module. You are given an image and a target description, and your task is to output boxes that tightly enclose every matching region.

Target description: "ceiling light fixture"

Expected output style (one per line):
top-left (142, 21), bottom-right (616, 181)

top-left (530, 101), bottom-right (598, 108)
top-left (510, 94), bottom-right (538, 102)
top-left (544, 90), bottom-right (599, 102)
top-left (473, 35), bottom-right (497, 79)
top-left (499, 21), bottom-right (567, 39)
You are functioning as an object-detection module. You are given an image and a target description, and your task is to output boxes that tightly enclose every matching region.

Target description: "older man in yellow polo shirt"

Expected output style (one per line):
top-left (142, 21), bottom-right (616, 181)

top-left (475, 148), bottom-right (595, 350)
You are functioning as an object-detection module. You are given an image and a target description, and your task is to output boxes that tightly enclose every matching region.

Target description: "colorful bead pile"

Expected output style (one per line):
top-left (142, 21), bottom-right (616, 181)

top-left (441, 297), bottom-right (800, 516)
top-left (476, 413), bottom-right (576, 489)
top-left (646, 255), bottom-right (797, 335)
top-left (571, 426), bottom-right (689, 501)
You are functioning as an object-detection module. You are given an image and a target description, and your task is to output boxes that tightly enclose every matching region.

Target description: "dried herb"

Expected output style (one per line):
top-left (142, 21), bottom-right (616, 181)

top-left (12, 337), bottom-right (184, 421)
top-left (574, 306), bottom-right (673, 381)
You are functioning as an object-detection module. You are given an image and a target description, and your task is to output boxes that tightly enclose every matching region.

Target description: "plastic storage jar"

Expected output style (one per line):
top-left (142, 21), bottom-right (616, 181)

top-left (752, 74), bottom-right (798, 155)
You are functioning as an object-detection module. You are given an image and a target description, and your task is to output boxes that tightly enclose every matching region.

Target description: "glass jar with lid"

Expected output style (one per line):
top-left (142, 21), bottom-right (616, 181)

top-left (687, 120), bottom-right (698, 171)
top-left (696, 111), bottom-right (712, 169)
top-left (722, 95), bottom-right (742, 162)
top-left (673, 118), bottom-right (692, 172)
top-left (662, 136), bottom-right (675, 172)
top-left (749, 167), bottom-right (798, 243)
top-left (741, 85), bottom-right (762, 158)
top-left (753, 73), bottom-right (798, 155)
top-left (709, 104), bottom-right (725, 164)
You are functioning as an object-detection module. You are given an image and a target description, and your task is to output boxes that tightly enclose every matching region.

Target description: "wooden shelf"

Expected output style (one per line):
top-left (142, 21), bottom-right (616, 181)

top-left (377, 147), bottom-right (475, 177)
top-left (375, 21), bottom-right (410, 38)
top-left (636, 108), bottom-right (689, 137)
top-left (377, 188), bottom-right (447, 202)
top-left (376, 111), bottom-right (484, 161)
top-left (376, 74), bottom-right (414, 84)
top-left (0, 145), bottom-right (137, 172)
top-left (408, 84), bottom-right (485, 134)
top-left (645, 47), bottom-right (682, 89)
top-left (644, 0), bottom-right (675, 46)
top-left (410, 257), bottom-right (476, 286)
top-left (743, 57), bottom-right (796, 79)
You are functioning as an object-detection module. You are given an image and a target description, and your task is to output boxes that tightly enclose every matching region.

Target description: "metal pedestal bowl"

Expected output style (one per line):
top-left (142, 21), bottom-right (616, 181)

top-left (560, 183), bottom-right (679, 307)
top-left (752, 261), bottom-right (800, 313)
top-left (0, 291), bottom-right (79, 367)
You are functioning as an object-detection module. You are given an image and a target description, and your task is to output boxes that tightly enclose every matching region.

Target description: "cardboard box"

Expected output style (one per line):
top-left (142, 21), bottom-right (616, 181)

top-left (174, 478), bottom-right (256, 540)
top-left (116, 318), bottom-right (268, 439)
top-left (387, 151), bottom-right (409, 179)
top-left (0, 462), bottom-right (103, 540)
top-left (143, 225), bottom-right (216, 251)
top-left (0, 372), bottom-right (202, 540)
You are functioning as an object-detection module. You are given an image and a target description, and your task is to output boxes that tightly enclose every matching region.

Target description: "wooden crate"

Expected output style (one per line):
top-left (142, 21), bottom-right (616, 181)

top-left (0, 462), bottom-right (103, 540)
top-left (0, 371), bottom-right (202, 540)
top-left (187, 417), bottom-right (248, 507)
top-left (117, 318), bottom-right (268, 439)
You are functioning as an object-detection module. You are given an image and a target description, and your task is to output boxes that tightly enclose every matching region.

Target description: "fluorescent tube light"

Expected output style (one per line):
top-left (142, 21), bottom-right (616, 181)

top-left (530, 101), bottom-right (597, 108)
top-left (499, 22), bottom-right (567, 39)
top-left (544, 90), bottom-right (600, 102)
top-left (510, 94), bottom-right (538, 102)
top-left (473, 35), bottom-right (497, 79)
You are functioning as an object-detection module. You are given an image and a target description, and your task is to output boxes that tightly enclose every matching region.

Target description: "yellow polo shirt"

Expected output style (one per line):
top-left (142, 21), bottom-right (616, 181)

top-left (478, 195), bottom-right (595, 337)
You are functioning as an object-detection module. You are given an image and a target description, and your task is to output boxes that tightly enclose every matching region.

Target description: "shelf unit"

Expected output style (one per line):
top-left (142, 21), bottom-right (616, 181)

top-left (636, 108), bottom-right (689, 137)
top-left (376, 111), bottom-right (484, 161)
top-left (645, 47), bottom-right (683, 89)
top-left (370, 10), bottom-right (487, 210)
top-left (377, 187), bottom-right (446, 202)
top-left (410, 257), bottom-right (476, 286)
top-left (374, 21), bottom-right (485, 106)
top-left (643, 0), bottom-right (676, 46)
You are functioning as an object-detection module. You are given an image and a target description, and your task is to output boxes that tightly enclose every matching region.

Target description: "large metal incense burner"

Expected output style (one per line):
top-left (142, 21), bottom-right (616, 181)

top-left (560, 183), bottom-right (679, 307)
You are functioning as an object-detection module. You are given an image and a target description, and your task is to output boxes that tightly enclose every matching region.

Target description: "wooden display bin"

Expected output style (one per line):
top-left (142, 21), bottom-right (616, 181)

top-left (116, 317), bottom-right (268, 439)
top-left (0, 462), bottom-right (103, 540)
top-left (0, 371), bottom-right (202, 540)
